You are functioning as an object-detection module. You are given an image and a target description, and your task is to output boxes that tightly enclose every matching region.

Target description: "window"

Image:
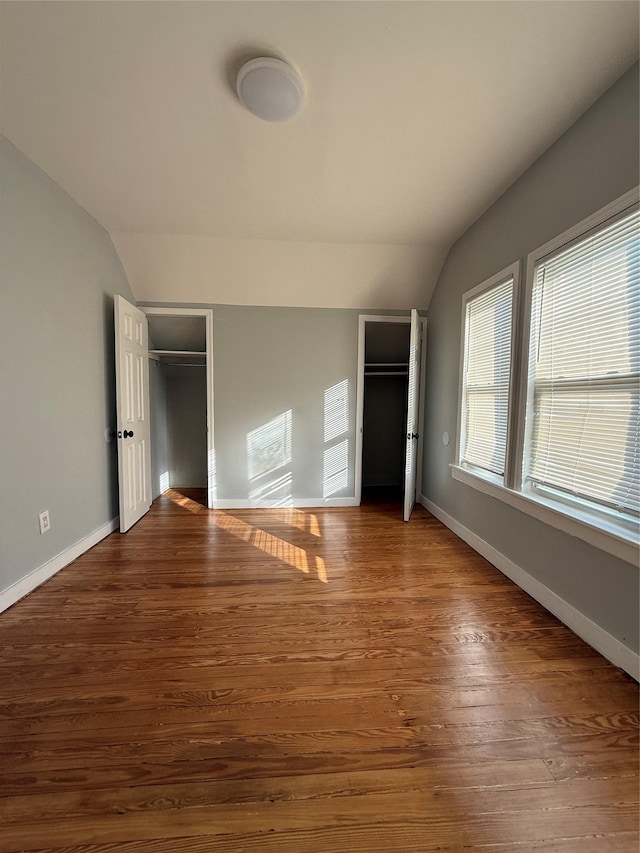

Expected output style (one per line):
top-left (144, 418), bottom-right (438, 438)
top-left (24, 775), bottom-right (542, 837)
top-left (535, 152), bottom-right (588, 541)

top-left (459, 265), bottom-right (518, 479)
top-left (526, 207), bottom-right (639, 524)
top-left (453, 189), bottom-right (639, 563)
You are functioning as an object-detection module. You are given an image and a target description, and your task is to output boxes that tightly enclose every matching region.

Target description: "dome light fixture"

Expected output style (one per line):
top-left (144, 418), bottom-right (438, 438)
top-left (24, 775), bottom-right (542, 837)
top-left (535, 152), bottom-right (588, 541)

top-left (236, 57), bottom-right (304, 122)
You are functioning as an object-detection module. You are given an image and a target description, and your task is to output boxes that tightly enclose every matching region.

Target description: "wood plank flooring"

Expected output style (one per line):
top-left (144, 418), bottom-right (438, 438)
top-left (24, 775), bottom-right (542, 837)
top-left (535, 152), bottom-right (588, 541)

top-left (0, 489), bottom-right (638, 851)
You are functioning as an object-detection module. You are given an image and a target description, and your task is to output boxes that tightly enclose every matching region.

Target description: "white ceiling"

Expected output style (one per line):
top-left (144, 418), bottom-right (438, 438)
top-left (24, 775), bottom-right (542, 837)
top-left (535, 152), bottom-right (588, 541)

top-left (1, 1), bottom-right (638, 308)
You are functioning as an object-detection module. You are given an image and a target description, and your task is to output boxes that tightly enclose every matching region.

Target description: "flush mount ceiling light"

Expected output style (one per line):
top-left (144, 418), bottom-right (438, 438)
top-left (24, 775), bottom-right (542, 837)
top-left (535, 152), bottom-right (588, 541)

top-left (236, 57), bottom-right (304, 122)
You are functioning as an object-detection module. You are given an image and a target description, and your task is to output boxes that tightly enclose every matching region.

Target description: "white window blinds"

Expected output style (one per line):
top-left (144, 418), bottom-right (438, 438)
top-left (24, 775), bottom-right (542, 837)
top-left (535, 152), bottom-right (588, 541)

top-left (527, 207), bottom-right (640, 517)
top-left (461, 277), bottom-right (514, 476)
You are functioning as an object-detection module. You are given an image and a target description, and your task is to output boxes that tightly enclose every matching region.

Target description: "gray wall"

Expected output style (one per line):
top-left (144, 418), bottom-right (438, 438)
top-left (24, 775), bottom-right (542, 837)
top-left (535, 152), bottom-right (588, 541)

top-left (0, 136), bottom-right (135, 595)
top-left (363, 377), bottom-right (407, 488)
top-left (363, 322), bottom-right (410, 488)
top-left (422, 64), bottom-right (640, 654)
top-left (149, 360), bottom-right (170, 500)
top-left (165, 365), bottom-right (207, 489)
top-left (212, 305), bottom-right (358, 502)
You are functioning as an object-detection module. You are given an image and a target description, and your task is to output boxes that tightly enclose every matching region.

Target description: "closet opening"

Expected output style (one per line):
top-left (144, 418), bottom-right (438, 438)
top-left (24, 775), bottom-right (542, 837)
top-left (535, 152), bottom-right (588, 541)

top-left (355, 313), bottom-right (426, 520)
top-left (143, 308), bottom-right (215, 509)
top-left (362, 320), bottom-right (410, 507)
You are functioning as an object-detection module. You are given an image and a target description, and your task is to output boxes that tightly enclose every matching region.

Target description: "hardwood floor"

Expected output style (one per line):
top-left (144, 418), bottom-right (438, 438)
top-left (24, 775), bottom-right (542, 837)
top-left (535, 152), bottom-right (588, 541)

top-left (1, 489), bottom-right (638, 851)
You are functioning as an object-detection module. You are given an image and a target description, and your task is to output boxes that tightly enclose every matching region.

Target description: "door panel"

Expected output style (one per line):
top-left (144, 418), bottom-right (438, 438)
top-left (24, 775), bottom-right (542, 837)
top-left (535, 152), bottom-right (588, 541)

top-left (115, 295), bottom-right (152, 532)
top-left (403, 309), bottom-right (421, 521)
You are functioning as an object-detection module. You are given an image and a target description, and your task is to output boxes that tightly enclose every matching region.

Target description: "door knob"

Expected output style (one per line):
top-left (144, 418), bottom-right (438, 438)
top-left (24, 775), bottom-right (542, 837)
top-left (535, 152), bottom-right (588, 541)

top-left (123, 430), bottom-right (134, 438)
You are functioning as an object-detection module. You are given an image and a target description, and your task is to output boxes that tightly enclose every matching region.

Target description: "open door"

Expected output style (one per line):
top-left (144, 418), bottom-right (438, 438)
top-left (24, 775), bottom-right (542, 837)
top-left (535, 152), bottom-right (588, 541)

top-left (403, 309), bottom-right (421, 521)
top-left (115, 295), bottom-right (152, 532)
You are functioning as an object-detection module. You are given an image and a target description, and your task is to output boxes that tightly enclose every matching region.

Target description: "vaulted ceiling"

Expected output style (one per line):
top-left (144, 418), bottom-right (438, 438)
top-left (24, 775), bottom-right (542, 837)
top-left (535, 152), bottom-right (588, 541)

top-left (1, 2), bottom-right (638, 308)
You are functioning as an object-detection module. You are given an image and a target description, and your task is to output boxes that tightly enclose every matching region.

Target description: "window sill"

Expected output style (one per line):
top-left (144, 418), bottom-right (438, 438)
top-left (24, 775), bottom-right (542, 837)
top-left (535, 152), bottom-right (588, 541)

top-left (450, 465), bottom-right (638, 566)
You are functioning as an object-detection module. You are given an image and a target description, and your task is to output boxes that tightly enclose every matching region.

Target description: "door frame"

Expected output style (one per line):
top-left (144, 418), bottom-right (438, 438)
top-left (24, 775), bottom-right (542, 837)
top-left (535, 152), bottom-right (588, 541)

top-left (354, 314), bottom-right (427, 507)
top-left (415, 316), bottom-right (428, 501)
top-left (141, 306), bottom-right (216, 509)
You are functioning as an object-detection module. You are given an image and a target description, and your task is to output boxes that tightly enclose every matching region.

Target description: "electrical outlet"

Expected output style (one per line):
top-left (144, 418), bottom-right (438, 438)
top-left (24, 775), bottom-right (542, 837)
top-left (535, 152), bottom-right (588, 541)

top-left (39, 510), bottom-right (51, 534)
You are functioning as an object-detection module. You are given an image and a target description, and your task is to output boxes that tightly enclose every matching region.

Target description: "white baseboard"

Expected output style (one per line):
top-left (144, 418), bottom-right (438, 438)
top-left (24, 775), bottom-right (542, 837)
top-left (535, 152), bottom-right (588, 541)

top-left (0, 518), bottom-right (119, 614)
top-left (212, 497), bottom-right (359, 509)
top-left (418, 494), bottom-right (639, 681)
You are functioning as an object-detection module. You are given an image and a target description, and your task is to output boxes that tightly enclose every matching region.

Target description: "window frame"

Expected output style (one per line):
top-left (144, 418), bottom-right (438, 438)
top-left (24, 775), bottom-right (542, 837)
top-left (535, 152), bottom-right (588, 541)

top-left (452, 187), bottom-right (639, 566)
top-left (455, 261), bottom-right (521, 486)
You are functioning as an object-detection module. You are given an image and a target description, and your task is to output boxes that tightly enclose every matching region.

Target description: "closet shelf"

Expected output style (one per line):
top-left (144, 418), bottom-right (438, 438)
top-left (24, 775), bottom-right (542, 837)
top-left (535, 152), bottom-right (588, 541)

top-left (365, 370), bottom-right (407, 377)
top-left (149, 350), bottom-right (206, 358)
top-left (364, 361), bottom-right (408, 377)
top-left (364, 362), bottom-right (407, 368)
top-left (149, 350), bottom-right (207, 367)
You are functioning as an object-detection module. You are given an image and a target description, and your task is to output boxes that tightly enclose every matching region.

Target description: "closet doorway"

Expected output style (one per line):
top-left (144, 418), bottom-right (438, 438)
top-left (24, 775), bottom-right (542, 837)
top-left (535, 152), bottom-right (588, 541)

top-left (142, 307), bottom-right (215, 509)
top-left (355, 313), bottom-right (426, 520)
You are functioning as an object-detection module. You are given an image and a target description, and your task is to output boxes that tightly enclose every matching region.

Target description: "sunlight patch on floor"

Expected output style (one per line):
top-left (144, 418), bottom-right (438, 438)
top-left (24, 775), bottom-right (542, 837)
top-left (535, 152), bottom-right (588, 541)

top-left (165, 490), bottom-right (207, 513)
top-left (211, 509), bottom-right (328, 583)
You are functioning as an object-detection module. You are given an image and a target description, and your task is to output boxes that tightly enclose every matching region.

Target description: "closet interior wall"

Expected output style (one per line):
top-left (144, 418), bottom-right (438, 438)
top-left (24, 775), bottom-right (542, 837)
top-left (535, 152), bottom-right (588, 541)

top-left (362, 322), bottom-right (411, 495)
top-left (149, 360), bottom-right (170, 500)
top-left (147, 316), bottom-right (208, 498)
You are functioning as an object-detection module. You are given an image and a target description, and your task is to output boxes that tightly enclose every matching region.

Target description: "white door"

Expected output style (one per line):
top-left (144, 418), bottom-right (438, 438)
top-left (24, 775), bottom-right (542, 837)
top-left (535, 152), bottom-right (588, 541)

top-left (115, 295), bottom-right (152, 532)
top-left (403, 309), bottom-right (421, 521)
